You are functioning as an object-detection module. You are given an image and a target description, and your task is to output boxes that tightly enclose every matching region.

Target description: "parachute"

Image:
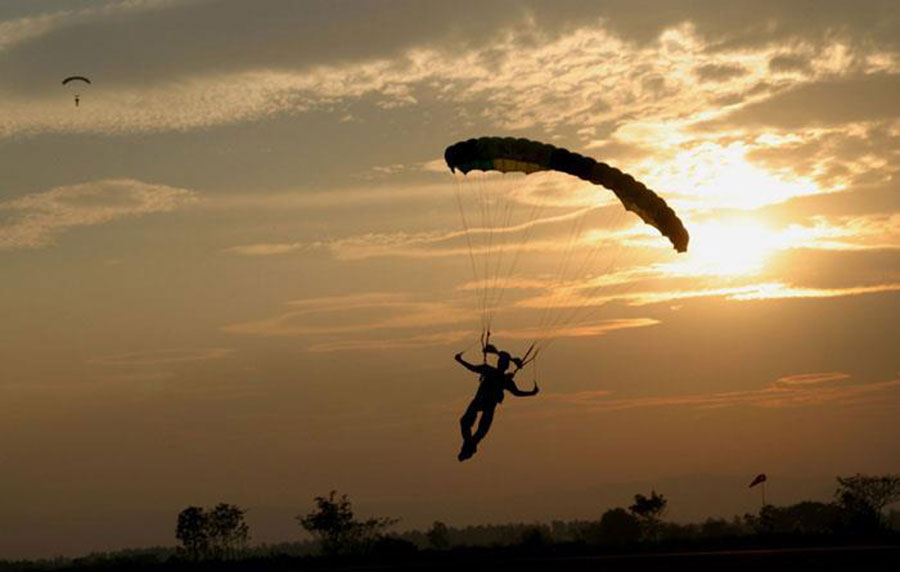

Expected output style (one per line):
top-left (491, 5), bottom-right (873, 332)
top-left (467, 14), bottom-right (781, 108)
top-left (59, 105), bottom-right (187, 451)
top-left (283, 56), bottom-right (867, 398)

top-left (62, 76), bottom-right (91, 107)
top-left (444, 136), bottom-right (688, 357)
top-left (445, 137), bottom-right (688, 252)
top-left (61, 76), bottom-right (91, 85)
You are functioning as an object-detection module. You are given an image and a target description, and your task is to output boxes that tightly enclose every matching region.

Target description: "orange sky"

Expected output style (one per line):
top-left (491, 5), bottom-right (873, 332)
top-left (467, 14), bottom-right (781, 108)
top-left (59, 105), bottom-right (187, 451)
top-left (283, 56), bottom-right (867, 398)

top-left (1, 0), bottom-right (899, 559)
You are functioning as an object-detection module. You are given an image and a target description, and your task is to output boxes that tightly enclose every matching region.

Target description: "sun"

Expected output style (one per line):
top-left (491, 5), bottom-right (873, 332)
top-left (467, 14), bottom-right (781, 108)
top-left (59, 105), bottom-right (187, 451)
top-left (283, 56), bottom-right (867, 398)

top-left (661, 217), bottom-right (783, 277)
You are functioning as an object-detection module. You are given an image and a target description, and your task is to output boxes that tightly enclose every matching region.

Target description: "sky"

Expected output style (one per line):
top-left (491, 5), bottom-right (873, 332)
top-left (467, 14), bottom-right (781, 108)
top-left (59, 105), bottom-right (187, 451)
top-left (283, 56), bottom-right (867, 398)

top-left (1, 0), bottom-right (899, 559)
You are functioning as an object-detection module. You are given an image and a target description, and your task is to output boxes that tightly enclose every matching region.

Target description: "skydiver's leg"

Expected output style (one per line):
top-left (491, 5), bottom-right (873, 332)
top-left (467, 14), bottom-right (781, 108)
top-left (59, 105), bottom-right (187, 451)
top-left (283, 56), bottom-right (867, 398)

top-left (470, 406), bottom-right (495, 446)
top-left (459, 400), bottom-right (479, 443)
top-left (458, 400), bottom-right (482, 461)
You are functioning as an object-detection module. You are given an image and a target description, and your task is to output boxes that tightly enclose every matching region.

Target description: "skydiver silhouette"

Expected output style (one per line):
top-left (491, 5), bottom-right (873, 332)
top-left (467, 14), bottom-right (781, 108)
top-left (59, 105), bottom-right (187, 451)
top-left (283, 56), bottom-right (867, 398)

top-left (74, 94), bottom-right (80, 107)
top-left (455, 343), bottom-right (539, 461)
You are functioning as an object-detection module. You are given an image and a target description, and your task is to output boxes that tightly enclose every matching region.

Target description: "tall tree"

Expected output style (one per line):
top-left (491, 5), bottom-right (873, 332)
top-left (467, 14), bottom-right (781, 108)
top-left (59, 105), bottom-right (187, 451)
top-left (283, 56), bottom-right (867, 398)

top-left (207, 503), bottom-right (250, 559)
top-left (175, 506), bottom-right (209, 560)
top-left (629, 490), bottom-right (668, 540)
top-left (426, 521), bottom-right (450, 550)
top-left (297, 490), bottom-right (398, 556)
top-left (835, 474), bottom-right (900, 514)
top-left (835, 473), bottom-right (900, 533)
top-left (176, 503), bottom-right (250, 560)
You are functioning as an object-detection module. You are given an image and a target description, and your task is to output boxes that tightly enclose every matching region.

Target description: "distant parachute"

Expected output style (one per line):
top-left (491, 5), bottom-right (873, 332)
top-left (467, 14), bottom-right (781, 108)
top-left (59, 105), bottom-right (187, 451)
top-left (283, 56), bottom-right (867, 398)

top-left (61, 75), bottom-right (91, 107)
top-left (61, 76), bottom-right (91, 85)
top-left (445, 137), bottom-right (689, 252)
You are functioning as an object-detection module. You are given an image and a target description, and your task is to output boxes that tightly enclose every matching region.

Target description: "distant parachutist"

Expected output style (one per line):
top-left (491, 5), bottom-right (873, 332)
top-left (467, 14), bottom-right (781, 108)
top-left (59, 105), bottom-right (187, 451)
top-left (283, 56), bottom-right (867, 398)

top-left (62, 75), bottom-right (91, 108)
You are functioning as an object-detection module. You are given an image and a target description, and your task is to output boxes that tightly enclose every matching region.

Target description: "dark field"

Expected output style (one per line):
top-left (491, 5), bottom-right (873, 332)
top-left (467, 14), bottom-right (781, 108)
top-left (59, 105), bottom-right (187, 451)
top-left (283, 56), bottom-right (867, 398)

top-left (7, 545), bottom-right (896, 572)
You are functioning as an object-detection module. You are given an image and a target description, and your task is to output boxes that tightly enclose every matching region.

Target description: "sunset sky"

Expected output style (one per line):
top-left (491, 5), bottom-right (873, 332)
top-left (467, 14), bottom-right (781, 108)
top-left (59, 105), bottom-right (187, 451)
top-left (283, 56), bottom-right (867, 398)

top-left (2, 0), bottom-right (899, 559)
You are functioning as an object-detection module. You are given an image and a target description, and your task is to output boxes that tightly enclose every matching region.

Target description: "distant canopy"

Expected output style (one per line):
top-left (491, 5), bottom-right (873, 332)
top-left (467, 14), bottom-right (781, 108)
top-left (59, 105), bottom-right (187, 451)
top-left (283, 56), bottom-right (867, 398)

top-left (445, 136), bottom-right (689, 253)
top-left (61, 76), bottom-right (91, 85)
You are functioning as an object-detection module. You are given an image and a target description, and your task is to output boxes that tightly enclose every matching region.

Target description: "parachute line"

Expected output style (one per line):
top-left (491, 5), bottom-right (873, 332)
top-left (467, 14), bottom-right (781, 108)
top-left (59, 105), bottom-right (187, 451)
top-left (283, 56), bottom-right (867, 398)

top-left (446, 136), bottom-right (687, 352)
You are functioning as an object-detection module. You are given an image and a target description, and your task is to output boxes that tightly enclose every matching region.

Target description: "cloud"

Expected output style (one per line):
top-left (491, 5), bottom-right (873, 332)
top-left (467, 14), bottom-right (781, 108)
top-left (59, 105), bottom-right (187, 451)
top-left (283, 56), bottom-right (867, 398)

top-left (774, 372), bottom-right (851, 387)
top-left (704, 74), bottom-right (900, 129)
top-left (776, 214), bottom-right (900, 250)
top-left (222, 292), bottom-right (469, 337)
top-left (546, 372), bottom-right (900, 412)
top-left (88, 347), bottom-right (233, 366)
top-left (3, 10), bottom-right (892, 144)
top-left (224, 242), bottom-right (306, 256)
top-left (724, 282), bottom-right (900, 301)
top-left (223, 287), bottom-right (661, 351)
top-left (282, 317), bottom-right (658, 353)
top-left (493, 318), bottom-right (660, 341)
top-left (0, 179), bottom-right (197, 250)
top-left (768, 53), bottom-right (812, 74)
top-left (695, 63), bottom-right (748, 82)
top-left (208, 183), bottom-right (448, 213)
top-left (6, 0), bottom-right (898, 92)
top-left (322, 213), bottom-right (610, 261)
top-left (0, 0), bottom-right (179, 53)
top-left (615, 281), bottom-right (900, 305)
top-left (516, 277), bottom-right (900, 309)
top-left (306, 330), bottom-right (471, 353)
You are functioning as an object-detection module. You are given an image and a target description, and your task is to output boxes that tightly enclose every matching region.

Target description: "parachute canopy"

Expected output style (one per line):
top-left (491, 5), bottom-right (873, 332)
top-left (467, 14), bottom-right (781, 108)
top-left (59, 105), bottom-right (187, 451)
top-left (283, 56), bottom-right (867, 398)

top-left (61, 76), bottom-right (91, 85)
top-left (445, 137), bottom-right (689, 252)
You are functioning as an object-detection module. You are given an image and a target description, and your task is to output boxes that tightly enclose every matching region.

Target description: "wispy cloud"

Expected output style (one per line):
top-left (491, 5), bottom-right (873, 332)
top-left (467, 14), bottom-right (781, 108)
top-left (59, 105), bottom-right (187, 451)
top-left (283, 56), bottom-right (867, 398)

top-left (725, 282), bottom-right (900, 301)
top-left (295, 318), bottom-right (658, 353)
top-left (88, 347), bottom-right (233, 366)
top-left (224, 242), bottom-right (306, 256)
top-left (222, 292), bottom-right (469, 337)
top-left (0, 179), bottom-right (197, 250)
top-left (208, 183), bottom-right (448, 213)
top-left (0, 0), bottom-right (180, 52)
top-left (774, 372), bottom-right (851, 387)
top-left (306, 330), bottom-right (472, 353)
top-left (546, 372), bottom-right (900, 412)
top-left (4, 15), bottom-right (894, 152)
top-left (225, 283), bottom-right (662, 351)
top-left (491, 318), bottom-right (660, 341)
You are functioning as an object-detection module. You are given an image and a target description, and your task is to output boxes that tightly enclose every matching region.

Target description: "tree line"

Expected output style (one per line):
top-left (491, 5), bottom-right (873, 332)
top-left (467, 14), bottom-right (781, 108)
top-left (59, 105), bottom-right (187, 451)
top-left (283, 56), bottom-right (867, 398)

top-left (169, 473), bottom-right (899, 561)
top-left (2, 473), bottom-right (895, 570)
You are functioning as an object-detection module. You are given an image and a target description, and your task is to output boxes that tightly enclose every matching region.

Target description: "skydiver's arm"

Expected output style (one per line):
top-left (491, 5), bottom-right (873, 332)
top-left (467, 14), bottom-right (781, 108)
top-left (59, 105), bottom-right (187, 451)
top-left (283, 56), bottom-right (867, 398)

top-left (455, 353), bottom-right (484, 374)
top-left (506, 378), bottom-right (540, 397)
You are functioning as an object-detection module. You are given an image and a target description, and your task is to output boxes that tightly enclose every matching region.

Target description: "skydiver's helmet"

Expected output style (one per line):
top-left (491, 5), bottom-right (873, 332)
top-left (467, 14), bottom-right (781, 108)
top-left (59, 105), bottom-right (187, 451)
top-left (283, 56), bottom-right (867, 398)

top-left (496, 351), bottom-right (511, 371)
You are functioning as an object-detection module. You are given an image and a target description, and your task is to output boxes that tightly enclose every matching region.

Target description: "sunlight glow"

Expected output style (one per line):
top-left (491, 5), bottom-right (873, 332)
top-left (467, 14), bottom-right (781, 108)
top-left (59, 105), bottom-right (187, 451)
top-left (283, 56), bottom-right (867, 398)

top-left (643, 141), bottom-right (825, 210)
top-left (660, 218), bottom-right (782, 277)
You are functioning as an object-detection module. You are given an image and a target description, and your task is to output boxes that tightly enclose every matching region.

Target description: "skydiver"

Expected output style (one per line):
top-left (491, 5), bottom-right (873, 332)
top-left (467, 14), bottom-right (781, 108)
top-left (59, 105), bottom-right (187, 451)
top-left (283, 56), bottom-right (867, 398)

top-left (455, 344), bottom-right (539, 461)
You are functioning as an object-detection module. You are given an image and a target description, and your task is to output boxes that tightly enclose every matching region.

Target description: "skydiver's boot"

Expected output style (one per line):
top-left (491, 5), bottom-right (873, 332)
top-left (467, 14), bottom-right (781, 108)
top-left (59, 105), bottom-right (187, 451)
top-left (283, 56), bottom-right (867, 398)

top-left (458, 439), bottom-right (477, 461)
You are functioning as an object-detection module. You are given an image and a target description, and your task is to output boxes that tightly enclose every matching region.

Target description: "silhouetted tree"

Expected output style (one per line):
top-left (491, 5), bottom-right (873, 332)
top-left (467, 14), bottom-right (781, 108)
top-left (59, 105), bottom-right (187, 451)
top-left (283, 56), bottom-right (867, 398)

top-left (629, 490), bottom-right (667, 540)
top-left (175, 503), bottom-right (249, 560)
top-left (699, 516), bottom-right (750, 539)
top-left (426, 521), bottom-right (450, 550)
top-left (835, 474), bottom-right (900, 519)
top-left (888, 509), bottom-right (900, 532)
top-left (519, 525), bottom-right (551, 550)
top-left (176, 506), bottom-right (209, 560)
top-left (592, 508), bottom-right (642, 545)
top-left (207, 503), bottom-right (250, 559)
top-left (370, 536), bottom-right (418, 557)
top-left (298, 490), bottom-right (398, 556)
top-left (749, 501), bottom-right (843, 535)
